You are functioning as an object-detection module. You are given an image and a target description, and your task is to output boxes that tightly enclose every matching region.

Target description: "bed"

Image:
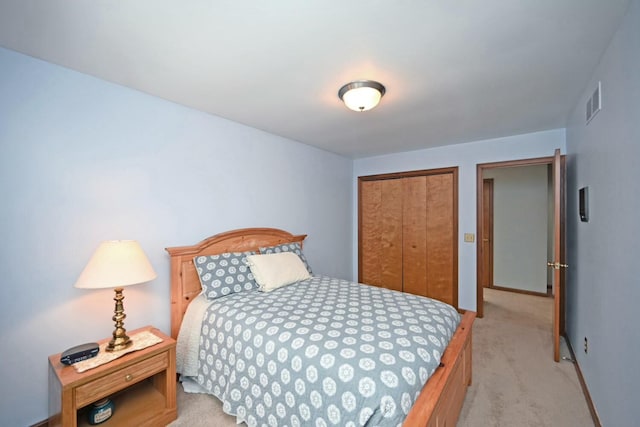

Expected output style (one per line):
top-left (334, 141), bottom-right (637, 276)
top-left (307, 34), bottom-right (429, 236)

top-left (166, 228), bottom-right (475, 427)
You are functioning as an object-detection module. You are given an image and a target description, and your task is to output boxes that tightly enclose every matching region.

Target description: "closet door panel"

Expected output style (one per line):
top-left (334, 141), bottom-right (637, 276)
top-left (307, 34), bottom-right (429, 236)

top-left (402, 176), bottom-right (428, 297)
top-left (379, 179), bottom-right (403, 291)
top-left (360, 180), bottom-right (382, 286)
top-left (426, 173), bottom-right (456, 306)
top-left (360, 179), bottom-right (403, 291)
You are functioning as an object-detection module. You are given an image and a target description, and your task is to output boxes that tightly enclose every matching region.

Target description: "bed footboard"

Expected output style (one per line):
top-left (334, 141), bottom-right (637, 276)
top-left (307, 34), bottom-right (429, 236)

top-left (404, 310), bottom-right (475, 427)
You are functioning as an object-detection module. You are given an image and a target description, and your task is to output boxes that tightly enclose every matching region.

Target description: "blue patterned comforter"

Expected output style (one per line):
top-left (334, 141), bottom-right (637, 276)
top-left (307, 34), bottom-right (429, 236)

top-left (190, 276), bottom-right (460, 427)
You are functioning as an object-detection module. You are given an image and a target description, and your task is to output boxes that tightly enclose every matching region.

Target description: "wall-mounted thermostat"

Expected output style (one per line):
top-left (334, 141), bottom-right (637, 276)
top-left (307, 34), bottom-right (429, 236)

top-left (579, 187), bottom-right (589, 222)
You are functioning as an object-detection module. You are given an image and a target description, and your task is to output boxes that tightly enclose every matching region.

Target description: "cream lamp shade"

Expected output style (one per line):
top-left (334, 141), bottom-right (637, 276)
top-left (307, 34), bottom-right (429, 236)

top-left (338, 80), bottom-right (386, 112)
top-left (75, 240), bottom-right (157, 289)
top-left (75, 240), bottom-right (156, 351)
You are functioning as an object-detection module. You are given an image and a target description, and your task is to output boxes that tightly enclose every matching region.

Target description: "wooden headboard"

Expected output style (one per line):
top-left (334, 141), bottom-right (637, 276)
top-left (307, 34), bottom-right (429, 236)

top-left (164, 228), bottom-right (307, 339)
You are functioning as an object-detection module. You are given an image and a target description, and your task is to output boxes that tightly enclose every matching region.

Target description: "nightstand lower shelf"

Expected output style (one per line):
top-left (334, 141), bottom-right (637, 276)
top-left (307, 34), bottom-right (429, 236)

top-left (76, 380), bottom-right (167, 427)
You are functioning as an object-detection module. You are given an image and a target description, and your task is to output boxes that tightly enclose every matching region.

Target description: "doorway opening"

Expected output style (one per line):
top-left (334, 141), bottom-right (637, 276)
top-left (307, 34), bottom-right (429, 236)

top-left (476, 152), bottom-right (566, 361)
top-left (476, 156), bottom-right (565, 306)
top-left (482, 165), bottom-right (553, 297)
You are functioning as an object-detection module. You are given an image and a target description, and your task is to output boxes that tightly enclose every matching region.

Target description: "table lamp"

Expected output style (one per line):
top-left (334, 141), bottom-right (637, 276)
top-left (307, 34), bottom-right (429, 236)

top-left (74, 240), bottom-right (157, 351)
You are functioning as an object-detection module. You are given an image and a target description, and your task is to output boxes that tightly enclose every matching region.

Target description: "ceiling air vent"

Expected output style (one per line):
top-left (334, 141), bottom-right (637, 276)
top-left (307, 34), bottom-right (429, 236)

top-left (586, 81), bottom-right (601, 124)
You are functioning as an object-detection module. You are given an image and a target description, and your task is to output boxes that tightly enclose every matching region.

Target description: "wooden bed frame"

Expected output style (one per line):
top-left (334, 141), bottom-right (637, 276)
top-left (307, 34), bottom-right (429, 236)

top-left (166, 227), bottom-right (475, 427)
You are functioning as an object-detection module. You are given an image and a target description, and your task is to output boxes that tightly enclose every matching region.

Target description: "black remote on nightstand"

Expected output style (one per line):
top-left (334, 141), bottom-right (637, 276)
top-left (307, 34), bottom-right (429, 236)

top-left (60, 342), bottom-right (99, 365)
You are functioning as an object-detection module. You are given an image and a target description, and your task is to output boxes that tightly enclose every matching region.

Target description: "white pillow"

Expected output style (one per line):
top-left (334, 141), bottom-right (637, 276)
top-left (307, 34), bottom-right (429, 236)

top-left (245, 252), bottom-right (311, 292)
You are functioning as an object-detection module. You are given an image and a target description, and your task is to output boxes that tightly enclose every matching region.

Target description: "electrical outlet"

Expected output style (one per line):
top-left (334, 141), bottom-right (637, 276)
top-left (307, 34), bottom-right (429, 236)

top-left (584, 337), bottom-right (588, 354)
top-left (464, 233), bottom-right (475, 243)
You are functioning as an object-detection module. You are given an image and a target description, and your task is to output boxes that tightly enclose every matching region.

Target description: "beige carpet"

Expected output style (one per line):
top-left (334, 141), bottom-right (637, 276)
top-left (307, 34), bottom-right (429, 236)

top-left (457, 289), bottom-right (593, 427)
top-left (169, 288), bottom-right (593, 426)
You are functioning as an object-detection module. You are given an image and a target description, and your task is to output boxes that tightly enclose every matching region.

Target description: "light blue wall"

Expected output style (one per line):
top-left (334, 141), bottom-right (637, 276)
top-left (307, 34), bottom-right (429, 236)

top-left (565, 0), bottom-right (639, 425)
top-left (353, 129), bottom-right (566, 311)
top-left (0, 47), bottom-right (353, 426)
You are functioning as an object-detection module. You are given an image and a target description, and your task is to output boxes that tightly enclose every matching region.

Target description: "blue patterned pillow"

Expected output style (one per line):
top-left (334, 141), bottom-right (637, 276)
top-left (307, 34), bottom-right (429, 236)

top-left (193, 252), bottom-right (257, 300)
top-left (259, 242), bottom-right (312, 274)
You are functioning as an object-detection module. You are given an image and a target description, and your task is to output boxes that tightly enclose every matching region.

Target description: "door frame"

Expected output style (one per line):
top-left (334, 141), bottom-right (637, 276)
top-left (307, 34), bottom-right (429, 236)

top-left (476, 155), bottom-right (566, 321)
top-left (481, 178), bottom-right (494, 290)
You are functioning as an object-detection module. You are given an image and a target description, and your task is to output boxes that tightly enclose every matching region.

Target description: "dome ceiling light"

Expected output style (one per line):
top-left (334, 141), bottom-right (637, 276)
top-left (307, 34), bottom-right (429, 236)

top-left (338, 80), bottom-right (386, 112)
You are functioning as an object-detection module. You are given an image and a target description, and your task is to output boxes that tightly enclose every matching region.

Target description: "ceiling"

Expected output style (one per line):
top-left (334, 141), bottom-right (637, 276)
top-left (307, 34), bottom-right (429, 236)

top-left (0, 1), bottom-right (630, 158)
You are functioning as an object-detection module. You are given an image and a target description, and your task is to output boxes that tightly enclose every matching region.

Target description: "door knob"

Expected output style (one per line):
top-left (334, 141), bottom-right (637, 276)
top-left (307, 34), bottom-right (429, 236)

top-left (547, 261), bottom-right (569, 269)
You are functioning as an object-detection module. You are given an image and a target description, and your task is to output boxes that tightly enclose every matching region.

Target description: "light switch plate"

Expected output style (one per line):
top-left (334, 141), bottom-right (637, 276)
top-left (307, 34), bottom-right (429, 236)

top-left (464, 233), bottom-right (475, 243)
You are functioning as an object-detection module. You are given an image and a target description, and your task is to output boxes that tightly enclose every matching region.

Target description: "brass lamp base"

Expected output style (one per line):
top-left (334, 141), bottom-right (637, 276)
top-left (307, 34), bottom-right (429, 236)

top-left (106, 334), bottom-right (132, 352)
top-left (106, 287), bottom-right (133, 352)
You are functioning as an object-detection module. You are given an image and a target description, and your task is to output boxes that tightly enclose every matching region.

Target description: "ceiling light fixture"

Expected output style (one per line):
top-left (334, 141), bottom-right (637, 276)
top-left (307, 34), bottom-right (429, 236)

top-left (338, 80), bottom-right (386, 112)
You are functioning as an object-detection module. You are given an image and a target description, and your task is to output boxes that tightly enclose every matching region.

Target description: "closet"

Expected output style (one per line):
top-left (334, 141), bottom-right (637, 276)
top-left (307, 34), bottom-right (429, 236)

top-left (358, 167), bottom-right (458, 308)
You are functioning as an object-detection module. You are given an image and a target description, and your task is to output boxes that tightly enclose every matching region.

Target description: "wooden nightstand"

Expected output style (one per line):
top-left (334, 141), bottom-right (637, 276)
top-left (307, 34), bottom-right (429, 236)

top-left (48, 326), bottom-right (177, 427)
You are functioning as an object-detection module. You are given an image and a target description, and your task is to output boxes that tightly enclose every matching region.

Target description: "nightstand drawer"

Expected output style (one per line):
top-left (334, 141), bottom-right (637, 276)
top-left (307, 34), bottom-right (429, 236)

top-left (75, 352), bottom-right (168, 408)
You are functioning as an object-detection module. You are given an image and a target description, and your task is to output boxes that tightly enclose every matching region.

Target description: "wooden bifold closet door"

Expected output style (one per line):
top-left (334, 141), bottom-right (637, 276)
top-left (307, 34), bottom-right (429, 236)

top-left (358, 168), bottom-right (458, 308)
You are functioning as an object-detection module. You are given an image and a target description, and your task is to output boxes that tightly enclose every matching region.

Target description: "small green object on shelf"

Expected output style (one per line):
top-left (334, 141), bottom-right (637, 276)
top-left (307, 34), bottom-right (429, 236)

top-left (88, 398), bottom-right (114, 425)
